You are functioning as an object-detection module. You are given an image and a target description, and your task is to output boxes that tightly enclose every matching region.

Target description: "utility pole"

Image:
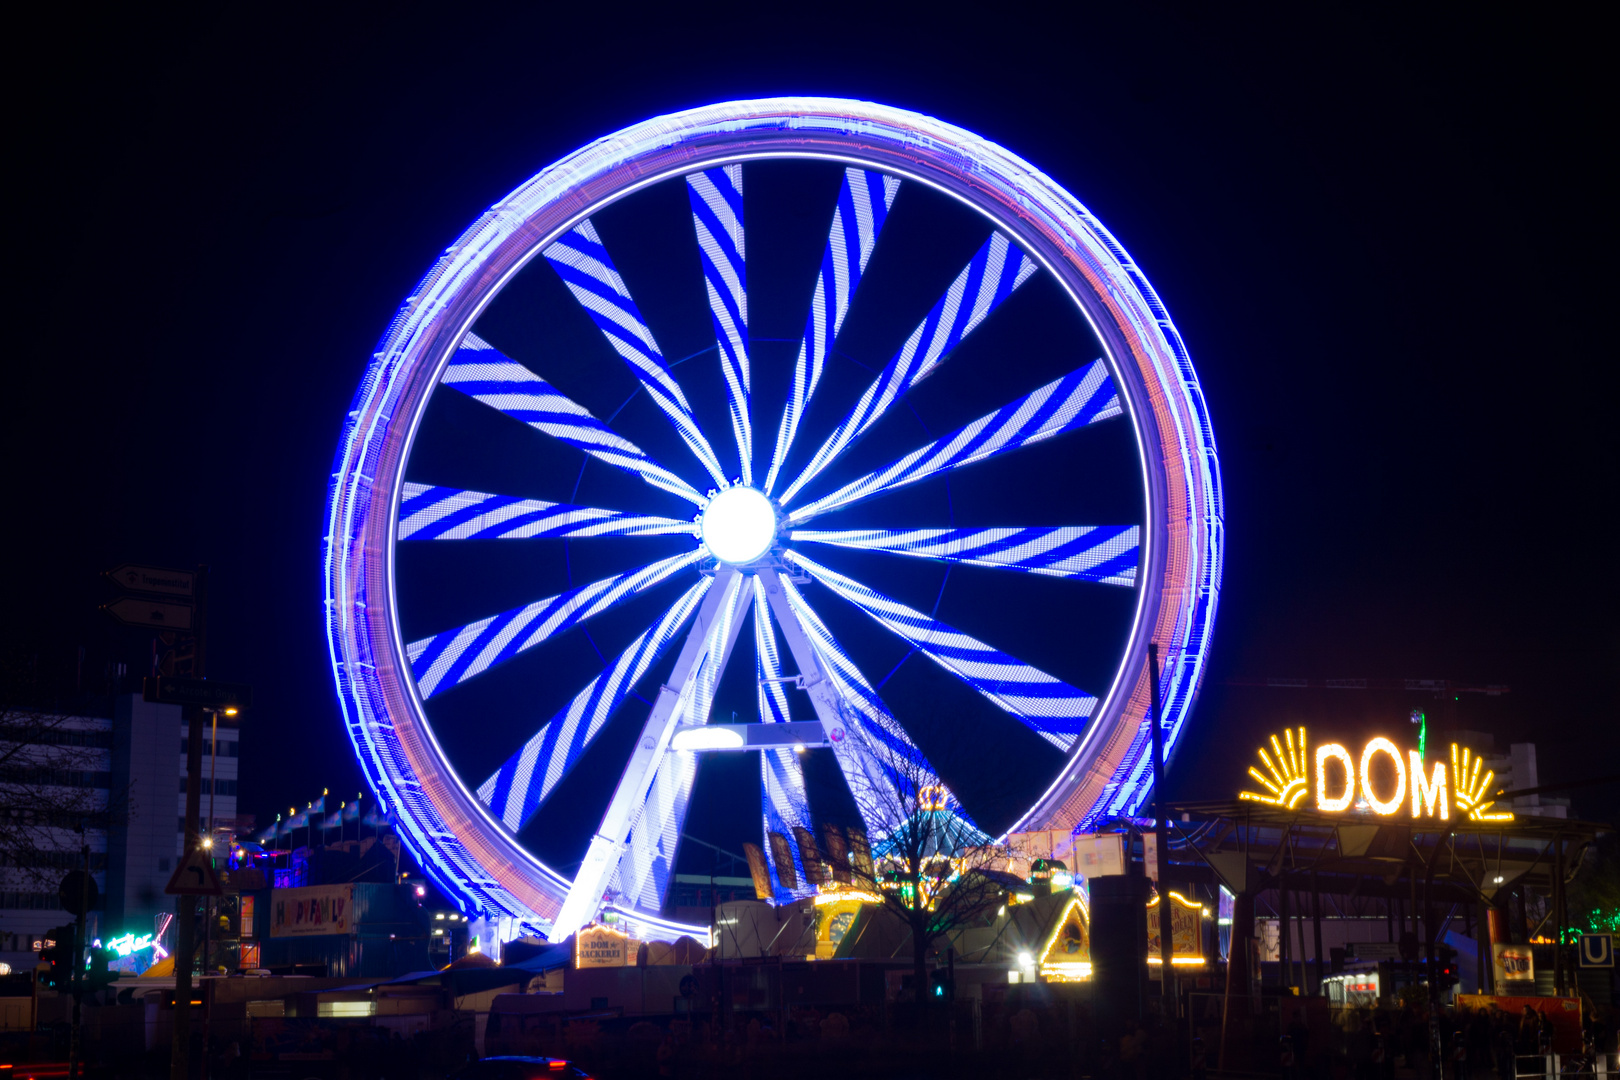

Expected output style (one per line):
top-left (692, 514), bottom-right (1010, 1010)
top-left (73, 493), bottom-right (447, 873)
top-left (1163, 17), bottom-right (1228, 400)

top-left (172, 706), bottom-right (204, 1080)
top-left (69, 831), bottom-right (88, 1080)
top-left (1148, 645), bottom-right (1177, 1047)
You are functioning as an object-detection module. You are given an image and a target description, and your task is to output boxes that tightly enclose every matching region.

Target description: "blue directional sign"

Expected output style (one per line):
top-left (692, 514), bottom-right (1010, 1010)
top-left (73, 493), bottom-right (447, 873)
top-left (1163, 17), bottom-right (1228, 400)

top-left (1579, 933), bottom-right (1613, 968)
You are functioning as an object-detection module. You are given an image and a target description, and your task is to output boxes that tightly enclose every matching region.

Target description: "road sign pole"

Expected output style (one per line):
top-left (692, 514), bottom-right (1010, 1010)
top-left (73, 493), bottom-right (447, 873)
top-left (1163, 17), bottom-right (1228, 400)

top-left (171, 704), bottom-right (205, 1080)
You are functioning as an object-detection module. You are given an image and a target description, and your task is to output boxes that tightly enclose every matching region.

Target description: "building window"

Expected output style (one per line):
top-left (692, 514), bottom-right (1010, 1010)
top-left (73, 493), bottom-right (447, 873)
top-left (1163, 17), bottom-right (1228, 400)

top-left (178, 778), bottom-right (240, 796)
top-left (159, 857), bottom-right (169, 872)
top-left (180, 739), bottom-right (239, 757)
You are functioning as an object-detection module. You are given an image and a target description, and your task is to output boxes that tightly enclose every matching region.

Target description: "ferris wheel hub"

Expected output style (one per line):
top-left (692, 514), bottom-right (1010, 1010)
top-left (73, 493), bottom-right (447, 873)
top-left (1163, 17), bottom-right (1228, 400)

top-left (700, 485), bottom-right (777, 565)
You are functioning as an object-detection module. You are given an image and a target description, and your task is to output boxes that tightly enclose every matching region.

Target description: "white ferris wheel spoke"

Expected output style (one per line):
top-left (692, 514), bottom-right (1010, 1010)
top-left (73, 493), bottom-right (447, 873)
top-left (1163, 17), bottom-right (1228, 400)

top-left (776, 232), bottom-right (1038, 507)
top-left (784, 551), bottom-right (1097, 753)
top-left (762, 168), bottom-right (900, 495)
top-left (397, 483), bottom-right (695, 542)
top-left (759, 570), bottom-right (949, 838)
top-left (444, 335), bottom-right (706, 507)
top-left (552, 570), bottom-right (752, 938)
top-left (543, 220), bottom-right (730, 489)
top-left (752, 579), bottom-right (814, 897)
top-left (475, 579), bottom-right (712, 832)
top-left (787, 361), bottom-right (1121, 526)
top-left (790, 525), bottom-right (1140, 586)
top-left (405, 551), bottom-right (704, 699)
top-left (687, 166), bottom-right (754, 485)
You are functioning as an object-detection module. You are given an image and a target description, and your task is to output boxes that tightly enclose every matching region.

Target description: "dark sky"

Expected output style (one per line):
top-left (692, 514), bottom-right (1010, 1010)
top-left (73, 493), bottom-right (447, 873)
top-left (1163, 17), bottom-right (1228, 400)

top-left (8, 2), bottom-right (1615, 864)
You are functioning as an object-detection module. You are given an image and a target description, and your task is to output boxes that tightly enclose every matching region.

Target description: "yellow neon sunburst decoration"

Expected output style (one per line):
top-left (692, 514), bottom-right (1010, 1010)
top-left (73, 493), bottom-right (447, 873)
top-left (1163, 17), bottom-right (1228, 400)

top-left (1239, 727), bottom-right (1309, 808)
top-left (1451, 744), bottom-right (1513, 821)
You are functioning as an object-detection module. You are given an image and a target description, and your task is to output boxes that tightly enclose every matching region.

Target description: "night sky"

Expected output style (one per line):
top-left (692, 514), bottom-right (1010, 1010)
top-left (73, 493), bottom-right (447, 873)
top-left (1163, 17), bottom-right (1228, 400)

top-left (8, 4), bottom-right (1614, 878)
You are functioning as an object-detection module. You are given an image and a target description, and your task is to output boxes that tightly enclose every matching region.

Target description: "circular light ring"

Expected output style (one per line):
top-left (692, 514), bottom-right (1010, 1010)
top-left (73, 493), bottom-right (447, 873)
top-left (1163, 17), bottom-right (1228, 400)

top-left (324, 98), bottom-right (1223, 930)
top-left (700, 486), bottom-right (777, 565)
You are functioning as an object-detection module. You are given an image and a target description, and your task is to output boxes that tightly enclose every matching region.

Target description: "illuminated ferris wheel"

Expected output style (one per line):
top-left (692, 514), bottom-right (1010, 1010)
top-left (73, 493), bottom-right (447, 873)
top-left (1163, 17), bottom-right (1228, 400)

top-left (324, 99), bottom-right (1223, 942)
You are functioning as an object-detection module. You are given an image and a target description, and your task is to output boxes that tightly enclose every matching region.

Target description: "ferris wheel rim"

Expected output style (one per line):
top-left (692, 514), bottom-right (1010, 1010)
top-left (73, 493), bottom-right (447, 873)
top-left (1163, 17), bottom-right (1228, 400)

top-left (326, 97), bottom-right (1222, 939)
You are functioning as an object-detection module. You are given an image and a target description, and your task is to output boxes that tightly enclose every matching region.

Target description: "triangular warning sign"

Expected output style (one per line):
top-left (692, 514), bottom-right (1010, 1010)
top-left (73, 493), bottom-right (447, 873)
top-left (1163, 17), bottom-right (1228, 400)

top-left (165, 846), bottom-right (223, 896)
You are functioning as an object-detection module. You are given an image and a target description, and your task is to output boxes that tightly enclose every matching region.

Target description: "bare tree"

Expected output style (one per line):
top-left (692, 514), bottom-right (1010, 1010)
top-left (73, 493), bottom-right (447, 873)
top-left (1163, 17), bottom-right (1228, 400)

top-left (0, 653), bottom-right (128, 903)
top-left (827, 741), bottom-right (1010, 1013)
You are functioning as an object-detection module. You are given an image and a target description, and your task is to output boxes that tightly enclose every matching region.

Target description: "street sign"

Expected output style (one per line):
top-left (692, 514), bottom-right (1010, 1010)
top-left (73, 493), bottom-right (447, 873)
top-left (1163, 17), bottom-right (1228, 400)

top-left (1348, 942), bottom-right (1404, 961)
top-left (104, 563), bottom-right (195, 598)
top-left (165, 847), bottom-right (223, 897)
top-left (1579, 933), bottom-right (1614, 968)
top-left (143, 676), bottom-right (252, 710)
top-left (58, 870), bottom-right (100, 916)
top-left (102, 596), bottom-right (194, 631)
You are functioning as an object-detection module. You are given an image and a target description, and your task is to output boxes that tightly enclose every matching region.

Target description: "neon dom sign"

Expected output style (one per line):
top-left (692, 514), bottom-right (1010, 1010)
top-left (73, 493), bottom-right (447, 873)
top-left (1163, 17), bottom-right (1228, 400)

top-left (1238, 728), bottom-right (1512, 821)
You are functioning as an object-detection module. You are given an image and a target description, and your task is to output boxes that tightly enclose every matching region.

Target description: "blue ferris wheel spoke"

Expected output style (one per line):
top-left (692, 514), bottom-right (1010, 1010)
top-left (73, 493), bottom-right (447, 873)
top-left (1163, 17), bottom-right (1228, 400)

top-left (687, 166), bottom-right (754, 485)
top-left (405, 550), bottom-right (703, 699)
top-left (787, 361), bottom-right (1121, 525)
top-left (777, 232), bottom-right (1038, 506)
top-left (785, 551), bottom-right (1097, 752)
top-left (607, 573), bottom-right (752, 912)
top-left (543, 220), bottom-right (730, 489)
top-left (790, 524), bottom-right (1140, 586)
top-left (753, 580), bottom-right (813, 898)
top-left (398, 483), bottom-right (696, 542)
top-left (476, 579), bottom-right (711, 832)
top-left (444, 335), bottom-right (705, 507)
top-left (763, 168), bottom-right (901, 495)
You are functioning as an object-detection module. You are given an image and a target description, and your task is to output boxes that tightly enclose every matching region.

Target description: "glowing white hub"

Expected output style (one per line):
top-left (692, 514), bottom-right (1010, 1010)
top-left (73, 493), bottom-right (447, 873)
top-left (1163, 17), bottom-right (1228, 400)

top-left (701, 486), bottom-right (776, 564)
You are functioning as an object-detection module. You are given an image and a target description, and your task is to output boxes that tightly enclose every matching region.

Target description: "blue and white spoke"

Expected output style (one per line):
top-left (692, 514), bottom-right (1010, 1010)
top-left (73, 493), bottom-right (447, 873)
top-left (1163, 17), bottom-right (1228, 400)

top-left (753, 579), bottom-right (813, 897)
top-left (476, 580), bottom-right (711, 832)
top-left (788, 361), bottom-right (1120, 524)
top-left (785, 551), bottom-right (1096, 752)
top-left (406, 550), bottom-right (703, 699)
top-left (444, 335), bottom-right (704, 506)
top-left (609, 574), bottom-right (750, 912)
top-left (789, 525), bottom-right (1139, 587)
top-left (778, 232), bottom-right (1038, 505)
top-left (398, 483), bottom-right (696, 541)
top-left (688, 166), bottom-right (754, 484)
top-left (764, 168), bottom-right (900, 494)
top-left (544, 221), bottom-right (729, 488)
top-left (771, 576), bottom-right (951, 836)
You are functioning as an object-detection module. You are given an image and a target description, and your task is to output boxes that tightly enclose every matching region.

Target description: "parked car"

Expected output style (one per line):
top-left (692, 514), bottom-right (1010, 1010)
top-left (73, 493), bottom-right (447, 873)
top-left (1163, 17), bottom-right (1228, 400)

top-left (450, 1056), bottom-right (592, 1080)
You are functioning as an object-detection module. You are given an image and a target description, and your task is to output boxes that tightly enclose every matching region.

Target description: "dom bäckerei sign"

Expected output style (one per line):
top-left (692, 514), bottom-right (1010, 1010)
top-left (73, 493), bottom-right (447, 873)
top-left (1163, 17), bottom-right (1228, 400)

top-left (575, 924), bottom-right (630, 968)
top-left (1238, 728), bottom-right (1512, 821)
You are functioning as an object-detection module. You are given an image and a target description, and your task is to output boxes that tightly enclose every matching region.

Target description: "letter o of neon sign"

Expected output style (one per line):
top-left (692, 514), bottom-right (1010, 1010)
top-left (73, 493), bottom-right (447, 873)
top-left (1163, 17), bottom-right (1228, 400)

top-left (1359, 737), bottom-right (1407, 816)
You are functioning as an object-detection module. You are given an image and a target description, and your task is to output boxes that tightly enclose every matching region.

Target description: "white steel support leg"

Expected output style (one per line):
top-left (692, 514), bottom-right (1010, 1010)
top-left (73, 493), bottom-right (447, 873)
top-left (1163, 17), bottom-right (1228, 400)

top-left (756, 568), bottom-right (901, 824)
top-left (553, 569), bottom-right (751, 938)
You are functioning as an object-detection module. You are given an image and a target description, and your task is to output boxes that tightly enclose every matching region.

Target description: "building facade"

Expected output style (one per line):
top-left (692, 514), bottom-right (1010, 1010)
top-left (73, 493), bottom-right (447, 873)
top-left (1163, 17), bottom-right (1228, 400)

top-left (0, 694), bottom-right (241, 973)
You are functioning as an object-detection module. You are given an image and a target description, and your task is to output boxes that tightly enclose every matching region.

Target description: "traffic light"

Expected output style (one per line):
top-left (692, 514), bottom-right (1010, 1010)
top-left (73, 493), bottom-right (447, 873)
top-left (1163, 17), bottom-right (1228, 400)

top-left (38, 925), bottom-right (76, 991)
top-left (929, 968), bottom-right (954, 1001)
top-left (84, 947), bottom-right (118, 994)
top-left (1436, 944), bottom-right (1459, 990)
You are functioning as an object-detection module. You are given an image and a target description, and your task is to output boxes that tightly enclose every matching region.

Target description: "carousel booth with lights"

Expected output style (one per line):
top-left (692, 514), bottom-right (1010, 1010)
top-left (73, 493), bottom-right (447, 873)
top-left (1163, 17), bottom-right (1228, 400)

top-left (324, 98), bottom-right (1223, 956)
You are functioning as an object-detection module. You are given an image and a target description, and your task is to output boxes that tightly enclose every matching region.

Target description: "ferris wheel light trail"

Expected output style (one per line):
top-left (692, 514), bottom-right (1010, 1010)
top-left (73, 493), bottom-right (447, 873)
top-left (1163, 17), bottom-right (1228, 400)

top-left (444, 335), bottom-right (706, 506)
top-left (777, 231), bottom-right (1038, 507)
top-left (763, 168), bottom-right (900, 495)
top-left (700, 486), bottom-right (776, 564)
top-left (327, 98), bottom-right (1222, 942)
top-left (787, 360), bottom-right (1121, 525)
top-left (543, 220), bottom-right (730, 488)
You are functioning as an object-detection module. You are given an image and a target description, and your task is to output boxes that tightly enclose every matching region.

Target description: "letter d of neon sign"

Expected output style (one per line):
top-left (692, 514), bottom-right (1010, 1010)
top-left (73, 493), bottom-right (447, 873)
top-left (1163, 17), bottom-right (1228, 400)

top-left (1315, 744), bottom-right (1355, 812)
